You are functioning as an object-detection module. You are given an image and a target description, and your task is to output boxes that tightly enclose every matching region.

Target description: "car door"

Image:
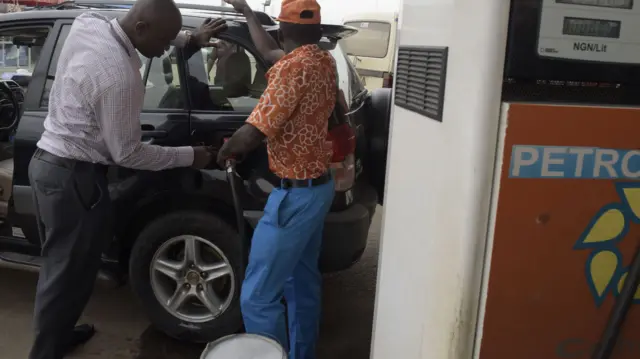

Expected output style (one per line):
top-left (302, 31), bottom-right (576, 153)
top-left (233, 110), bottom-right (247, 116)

top-left (183, 36), bottom-right (271, 208)
top-left (106, 44), bottom-right (193, 212)
top-left (137, 46), bottom-right (191, 149)
top-left (7, 19), bottom-right (62, 244)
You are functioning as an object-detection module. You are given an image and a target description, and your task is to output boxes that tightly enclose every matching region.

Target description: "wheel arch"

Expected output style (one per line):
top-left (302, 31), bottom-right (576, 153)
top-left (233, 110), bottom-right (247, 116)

top-left (117, 189), bottom-right (238, 268)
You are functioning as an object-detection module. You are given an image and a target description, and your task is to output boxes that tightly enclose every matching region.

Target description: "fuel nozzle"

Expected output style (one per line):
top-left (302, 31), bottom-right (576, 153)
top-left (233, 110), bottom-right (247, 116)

top-left (225, 158), bottom-right (236, 173)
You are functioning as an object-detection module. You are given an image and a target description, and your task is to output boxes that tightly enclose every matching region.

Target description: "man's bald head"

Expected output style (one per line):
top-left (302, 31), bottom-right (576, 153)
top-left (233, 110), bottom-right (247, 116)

top-left (130, 0), bottom-right (181, 25)
top-left (121, 0), bottom-right (182, 58)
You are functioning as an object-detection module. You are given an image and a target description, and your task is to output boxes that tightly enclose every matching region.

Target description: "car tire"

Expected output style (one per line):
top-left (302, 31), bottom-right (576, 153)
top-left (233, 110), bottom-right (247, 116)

top-left (129, 210), bottom-right (244, 343)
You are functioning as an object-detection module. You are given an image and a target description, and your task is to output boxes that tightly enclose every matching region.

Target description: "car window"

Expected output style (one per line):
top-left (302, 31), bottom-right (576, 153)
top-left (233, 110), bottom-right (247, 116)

top-left (0, 26), bottom-right (51, 96)
top-left (143, 47), bottom-right (181, 109)
top-left (186, 39), bottom-right (267, 112)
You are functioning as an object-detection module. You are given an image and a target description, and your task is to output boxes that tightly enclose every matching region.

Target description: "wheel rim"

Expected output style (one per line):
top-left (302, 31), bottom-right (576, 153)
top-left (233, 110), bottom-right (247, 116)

top-left (150, 235), bottom-right (235, 323)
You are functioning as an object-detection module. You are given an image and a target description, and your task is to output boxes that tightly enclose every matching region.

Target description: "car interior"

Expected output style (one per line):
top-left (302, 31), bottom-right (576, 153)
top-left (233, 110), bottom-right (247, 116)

top-left (200, 42), bottom-right (267, 112)
top-left (144, 50), bottom-right (183, 109)
top-left (143, 42), bottom-right (267, 112)
top-left (0, 80), bottom-right (24, 219)
top-left (0, 28), bottom-right (48, 219)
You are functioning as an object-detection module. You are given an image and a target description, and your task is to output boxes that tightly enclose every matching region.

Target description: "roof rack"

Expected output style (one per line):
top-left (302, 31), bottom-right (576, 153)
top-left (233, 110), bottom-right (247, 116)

top-left (69, 0), bottom-right (237, 12)
top-left (43, 0), bottom-right (277, 25)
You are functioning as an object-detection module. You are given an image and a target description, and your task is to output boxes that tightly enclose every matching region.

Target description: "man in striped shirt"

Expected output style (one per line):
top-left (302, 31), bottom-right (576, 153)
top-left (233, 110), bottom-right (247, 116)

top-left (27, 1), bottom-right (227, 358)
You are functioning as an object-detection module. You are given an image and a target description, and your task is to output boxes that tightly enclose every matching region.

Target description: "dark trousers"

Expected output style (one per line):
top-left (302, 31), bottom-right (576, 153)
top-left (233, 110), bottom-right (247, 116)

top-left (27, 149), bottom-right (111, 359)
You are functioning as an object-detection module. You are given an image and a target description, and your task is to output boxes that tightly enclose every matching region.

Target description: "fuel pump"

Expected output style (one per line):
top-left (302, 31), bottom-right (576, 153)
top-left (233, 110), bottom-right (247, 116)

top-left (370, 1), bottom-right (640, 359)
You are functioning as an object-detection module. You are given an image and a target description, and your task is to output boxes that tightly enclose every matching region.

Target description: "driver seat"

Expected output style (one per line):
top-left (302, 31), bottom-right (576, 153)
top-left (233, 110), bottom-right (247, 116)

top-left (0, 158), bottom-right (13, 217)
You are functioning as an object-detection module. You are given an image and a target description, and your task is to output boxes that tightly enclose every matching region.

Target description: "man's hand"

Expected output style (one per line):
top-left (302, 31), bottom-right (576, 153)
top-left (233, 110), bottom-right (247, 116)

top-left (192, 146), bottom-right (216, 169)
top-left (192, 18), bottom-right (228, 47)
top-left (216, 124), bottom-right (266, 168)
top-left (225, 0), bottom-right (284, 63)
top-left (224, 0), bottom-right (250, 14)
top-left (216, 141), bottom-right (233, 169)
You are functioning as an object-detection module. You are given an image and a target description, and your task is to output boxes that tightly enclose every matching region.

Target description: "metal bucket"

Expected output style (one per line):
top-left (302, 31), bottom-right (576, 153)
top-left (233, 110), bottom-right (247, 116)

top-left (200, 333), bottom-right (287, 359)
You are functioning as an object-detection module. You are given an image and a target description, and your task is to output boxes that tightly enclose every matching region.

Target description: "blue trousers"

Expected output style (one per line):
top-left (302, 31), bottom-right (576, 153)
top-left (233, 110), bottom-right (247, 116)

top-left (240, 179), bottom-right (335, 359)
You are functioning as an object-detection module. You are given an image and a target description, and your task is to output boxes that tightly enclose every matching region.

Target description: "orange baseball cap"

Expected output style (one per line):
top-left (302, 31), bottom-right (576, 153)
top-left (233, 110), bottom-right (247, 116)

top-left (276, 0), bottom-right (321, 25)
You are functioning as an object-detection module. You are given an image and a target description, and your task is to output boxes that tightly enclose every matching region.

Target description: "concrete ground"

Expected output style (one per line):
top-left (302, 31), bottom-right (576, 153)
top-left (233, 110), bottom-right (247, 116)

top-left (0, 209), bottom-right (381, 359)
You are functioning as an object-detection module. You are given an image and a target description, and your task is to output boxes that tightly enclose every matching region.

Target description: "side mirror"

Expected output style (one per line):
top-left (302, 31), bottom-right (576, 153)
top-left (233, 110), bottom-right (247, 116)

top-left (263, 0), bottom-right (271, 5)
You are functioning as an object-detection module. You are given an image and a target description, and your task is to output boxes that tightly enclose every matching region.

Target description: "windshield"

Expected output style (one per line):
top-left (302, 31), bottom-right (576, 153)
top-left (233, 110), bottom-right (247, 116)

top-left (0, 27), bottom-right (49, 92)
top-left (340, 21), bottom-right (391, 59)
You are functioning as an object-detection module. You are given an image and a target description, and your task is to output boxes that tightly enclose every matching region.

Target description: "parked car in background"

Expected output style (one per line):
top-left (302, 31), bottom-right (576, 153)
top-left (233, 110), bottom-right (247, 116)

top-left (341, 11), bottom-right (398, 91)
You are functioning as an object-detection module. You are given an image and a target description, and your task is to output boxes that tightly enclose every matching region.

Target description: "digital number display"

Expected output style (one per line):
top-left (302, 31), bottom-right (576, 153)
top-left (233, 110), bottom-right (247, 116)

top-left (556, 0), bottom-right (633, 9)
top-left (562, 17), bottom-right (621, 38)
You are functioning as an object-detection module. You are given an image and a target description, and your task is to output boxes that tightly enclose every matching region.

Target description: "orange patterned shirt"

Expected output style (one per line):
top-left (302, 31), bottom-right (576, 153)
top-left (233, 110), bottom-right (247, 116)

top-left (246, 44), bottom-right (336, 180)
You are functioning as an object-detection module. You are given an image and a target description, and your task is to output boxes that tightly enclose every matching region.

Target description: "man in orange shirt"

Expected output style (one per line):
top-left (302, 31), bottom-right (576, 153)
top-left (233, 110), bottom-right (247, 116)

top-left (219, 0), bottom-right (335, 358)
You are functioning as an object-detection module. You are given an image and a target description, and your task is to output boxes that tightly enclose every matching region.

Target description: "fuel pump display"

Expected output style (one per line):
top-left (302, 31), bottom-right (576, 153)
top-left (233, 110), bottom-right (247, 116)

top-left (561, 17), bottom-right (620, 38)
top-left (538, 0), bottom-right (639, 63)
top-left (503, 0), bottom-right (640, 105)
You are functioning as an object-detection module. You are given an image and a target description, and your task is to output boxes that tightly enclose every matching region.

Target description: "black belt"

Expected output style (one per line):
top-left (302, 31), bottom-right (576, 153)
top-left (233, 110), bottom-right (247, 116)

top-left (33, 148), bottom-right (108, 175)
top-left (279, 172), bottom-right (332, 189)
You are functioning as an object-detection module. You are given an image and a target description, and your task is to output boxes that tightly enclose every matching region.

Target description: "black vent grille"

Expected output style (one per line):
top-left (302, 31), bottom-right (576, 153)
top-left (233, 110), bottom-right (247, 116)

top-left (394, 46), bottom-right (448, 122)
top-left (5, 81), bottom-right (19, 89)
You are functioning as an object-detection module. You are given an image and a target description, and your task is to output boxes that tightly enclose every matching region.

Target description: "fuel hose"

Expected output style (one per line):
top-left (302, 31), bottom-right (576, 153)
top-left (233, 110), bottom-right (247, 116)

top-left (591, 243), bottom-right (640, 359)
top-left (225, 159), bottom-right (249, 269)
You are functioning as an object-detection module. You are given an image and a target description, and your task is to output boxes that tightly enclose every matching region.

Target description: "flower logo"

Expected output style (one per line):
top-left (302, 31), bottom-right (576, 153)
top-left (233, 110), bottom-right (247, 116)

top-left (574, 182), bottom-right (640, 307)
